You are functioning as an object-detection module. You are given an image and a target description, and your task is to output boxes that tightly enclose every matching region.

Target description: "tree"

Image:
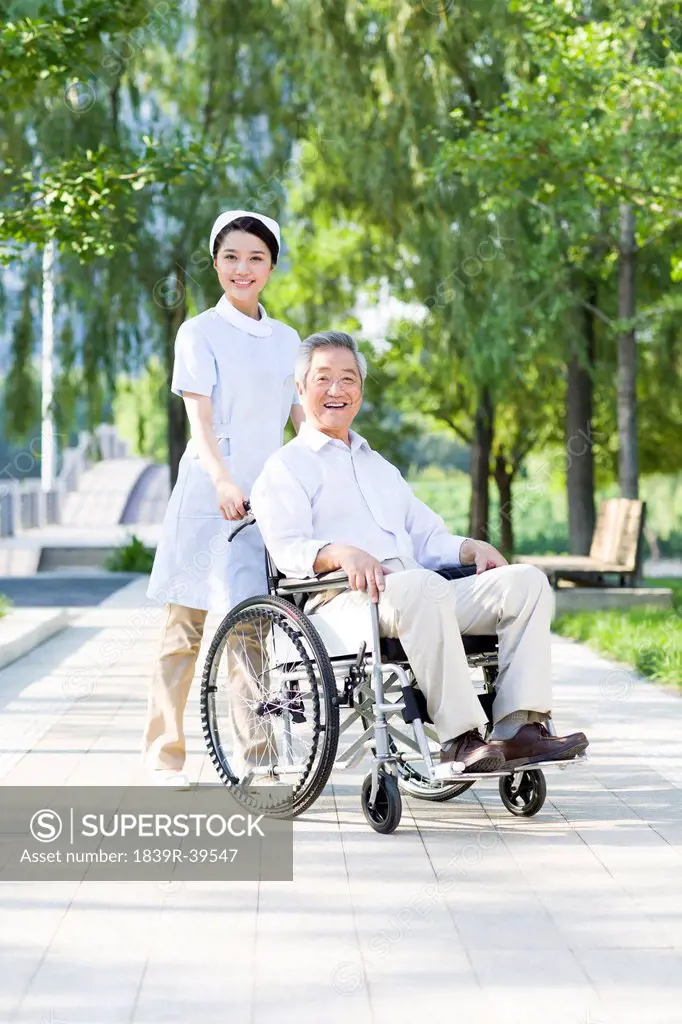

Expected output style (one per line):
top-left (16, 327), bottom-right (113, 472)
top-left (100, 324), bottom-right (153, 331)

top-left (1, 0), bottom-right (309, 485)
top-left (0, 0), bottom-right (222, 472)
top-left (0, 1), bottom-right (211, 259)
top-left (441, 0), bottom-right (682, 547)
top-left (279, 0), bottom-right (548, 539)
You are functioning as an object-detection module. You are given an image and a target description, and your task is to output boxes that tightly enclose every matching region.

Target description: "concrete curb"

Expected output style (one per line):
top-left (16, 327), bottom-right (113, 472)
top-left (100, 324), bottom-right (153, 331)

top-left (0, 608), bottom-right (71, 672)
top-left (554, 585), bottom-right (673, 614)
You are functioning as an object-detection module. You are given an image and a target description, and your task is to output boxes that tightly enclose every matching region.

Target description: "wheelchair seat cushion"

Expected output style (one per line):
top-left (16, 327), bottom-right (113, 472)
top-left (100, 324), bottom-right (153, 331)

top-left (380, 633), bottom-right (498, 662)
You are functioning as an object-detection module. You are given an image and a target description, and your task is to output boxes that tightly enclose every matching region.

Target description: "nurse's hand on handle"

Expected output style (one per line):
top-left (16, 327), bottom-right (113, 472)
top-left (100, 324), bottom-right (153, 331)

top-left (313, 543), bottom-right (392, 604)
top-left (215, 477), bottom-right (248, 521)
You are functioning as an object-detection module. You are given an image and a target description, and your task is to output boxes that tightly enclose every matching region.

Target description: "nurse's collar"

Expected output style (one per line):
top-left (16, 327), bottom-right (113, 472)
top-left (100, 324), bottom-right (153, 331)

top-left (215, 295), bottom-right (273, 338)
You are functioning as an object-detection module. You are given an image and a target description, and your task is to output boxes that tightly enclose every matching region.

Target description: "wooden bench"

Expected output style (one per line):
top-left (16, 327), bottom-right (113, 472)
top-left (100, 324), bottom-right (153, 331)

top-left (516, 498), bottom-right (647, 587)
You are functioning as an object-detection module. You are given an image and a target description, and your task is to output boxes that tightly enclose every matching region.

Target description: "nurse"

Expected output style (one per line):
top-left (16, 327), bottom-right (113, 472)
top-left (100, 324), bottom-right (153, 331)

top-left (143, 209), bottom-right (304, 786)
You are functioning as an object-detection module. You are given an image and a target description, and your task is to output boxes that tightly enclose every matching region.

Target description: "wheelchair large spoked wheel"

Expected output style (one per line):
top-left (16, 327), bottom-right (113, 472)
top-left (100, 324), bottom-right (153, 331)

top-left (499, 769), bottom-right (546, 817)
top-left (201, 595), bottom-right (339, 818)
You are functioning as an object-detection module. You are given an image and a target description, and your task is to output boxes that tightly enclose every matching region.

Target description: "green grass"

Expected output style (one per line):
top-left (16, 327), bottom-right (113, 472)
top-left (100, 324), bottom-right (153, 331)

top-left (553, 578), bottom-right (682, 690)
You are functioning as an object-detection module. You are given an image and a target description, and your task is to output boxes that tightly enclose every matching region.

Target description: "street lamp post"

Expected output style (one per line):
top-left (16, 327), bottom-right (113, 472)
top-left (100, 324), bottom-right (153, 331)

top-left (41, 237), bottom-right (57, 493)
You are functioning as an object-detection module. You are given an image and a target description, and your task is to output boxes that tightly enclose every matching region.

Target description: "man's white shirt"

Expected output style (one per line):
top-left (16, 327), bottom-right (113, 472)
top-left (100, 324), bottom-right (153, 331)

top-left (250, 422), bottom-right (467, 578)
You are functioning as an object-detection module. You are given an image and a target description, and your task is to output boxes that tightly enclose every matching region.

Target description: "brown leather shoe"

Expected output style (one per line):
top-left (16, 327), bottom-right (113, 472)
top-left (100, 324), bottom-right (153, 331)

top-left (490, 723), bottom-right (588, 769)
top-left (441, 730), bottom-right (506, 774)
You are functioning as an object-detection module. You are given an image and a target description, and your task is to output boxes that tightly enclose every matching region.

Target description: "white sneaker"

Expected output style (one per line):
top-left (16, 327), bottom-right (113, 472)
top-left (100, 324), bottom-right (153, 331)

top-left (151, 769), bottom-right (191, 789)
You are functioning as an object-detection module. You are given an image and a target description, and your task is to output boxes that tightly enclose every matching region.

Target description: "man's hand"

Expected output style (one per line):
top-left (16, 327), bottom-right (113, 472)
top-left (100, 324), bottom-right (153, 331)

top-left (314, 543), bottom-right (391, 603)
top-left (459, 538), bottom-right (508, 574)
top-left (341, 547), bottom-right (393, 602)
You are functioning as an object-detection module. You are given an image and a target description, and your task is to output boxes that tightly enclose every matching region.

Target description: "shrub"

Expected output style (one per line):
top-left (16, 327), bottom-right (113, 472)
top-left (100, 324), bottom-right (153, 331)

top-left (105, 534), bottom-right (156, 573)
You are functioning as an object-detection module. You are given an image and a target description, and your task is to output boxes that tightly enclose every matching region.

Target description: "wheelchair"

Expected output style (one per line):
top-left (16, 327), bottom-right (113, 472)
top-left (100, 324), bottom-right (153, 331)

top-left (200, 510), bottom-right (586, 834)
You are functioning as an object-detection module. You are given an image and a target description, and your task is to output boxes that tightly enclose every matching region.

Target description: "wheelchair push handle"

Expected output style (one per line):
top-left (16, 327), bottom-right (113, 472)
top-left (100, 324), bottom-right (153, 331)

top-left (227, 499), bottom-right (255, 542)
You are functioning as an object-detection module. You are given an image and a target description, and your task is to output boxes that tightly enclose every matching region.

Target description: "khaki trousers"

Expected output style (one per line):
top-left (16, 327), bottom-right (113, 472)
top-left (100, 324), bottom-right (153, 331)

top-left (307, 558), bottom-right (553, 743)
top-left (142, 603), bottom-right (274, 773)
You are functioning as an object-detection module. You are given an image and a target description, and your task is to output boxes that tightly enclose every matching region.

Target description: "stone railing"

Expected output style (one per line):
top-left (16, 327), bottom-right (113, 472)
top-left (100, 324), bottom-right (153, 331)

top-left (0, 424), bottom-right (130, 538)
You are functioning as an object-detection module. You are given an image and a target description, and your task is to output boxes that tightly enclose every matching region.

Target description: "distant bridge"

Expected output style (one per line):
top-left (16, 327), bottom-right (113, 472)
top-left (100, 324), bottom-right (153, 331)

top-left (0, 426), bottom-right (169, 574)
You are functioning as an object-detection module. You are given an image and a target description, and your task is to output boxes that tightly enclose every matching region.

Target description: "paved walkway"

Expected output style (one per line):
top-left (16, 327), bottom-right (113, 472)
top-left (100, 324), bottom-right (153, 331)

top-left (0, 578), bottom-right (681, 1024)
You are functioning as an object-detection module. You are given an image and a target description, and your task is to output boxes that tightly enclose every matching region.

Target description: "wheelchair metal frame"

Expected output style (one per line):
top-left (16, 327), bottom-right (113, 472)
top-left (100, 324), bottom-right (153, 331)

top-left (268, 552), bottom-right (585, 811)
top-left (221, 508), bottom-right (586, 829)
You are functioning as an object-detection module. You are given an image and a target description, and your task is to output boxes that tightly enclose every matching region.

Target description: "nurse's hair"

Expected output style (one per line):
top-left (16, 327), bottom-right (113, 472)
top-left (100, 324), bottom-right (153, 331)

top-left (212, 216), bottom-right (279, 264)
top-left (296, 331), bottom-right (367, 387)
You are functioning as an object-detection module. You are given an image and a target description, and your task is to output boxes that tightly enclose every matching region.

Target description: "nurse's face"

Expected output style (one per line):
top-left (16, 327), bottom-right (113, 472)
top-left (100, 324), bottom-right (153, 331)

top-left (299, 347), bottom-right (363, 441)
top-left (213, 230), bottom-right (273, 306)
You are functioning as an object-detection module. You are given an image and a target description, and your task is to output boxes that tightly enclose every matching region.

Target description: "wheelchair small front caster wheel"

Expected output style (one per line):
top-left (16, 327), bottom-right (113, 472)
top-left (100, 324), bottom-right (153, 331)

top-left (499, 769), bottom-right (546, 817)
top-left (361, 772), bottom-right (402, 834)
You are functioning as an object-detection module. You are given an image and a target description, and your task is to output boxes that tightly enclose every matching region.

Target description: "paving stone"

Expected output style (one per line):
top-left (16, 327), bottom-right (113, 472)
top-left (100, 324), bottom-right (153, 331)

top-left (1, 585), bottom-right (682, 1023)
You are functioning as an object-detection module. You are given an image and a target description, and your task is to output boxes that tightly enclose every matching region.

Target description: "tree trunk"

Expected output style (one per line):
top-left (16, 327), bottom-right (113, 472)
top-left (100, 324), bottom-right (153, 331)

top-left (494, 454), bottom-right (514, 556)
top-left (164, 263), bottom-right (188, 488)
top-left (469, 388), bottom-right (493, 540)
top-left (618, 202), bottom-right (638, 498)
top-left (565, 282), bottom-right (597, 554)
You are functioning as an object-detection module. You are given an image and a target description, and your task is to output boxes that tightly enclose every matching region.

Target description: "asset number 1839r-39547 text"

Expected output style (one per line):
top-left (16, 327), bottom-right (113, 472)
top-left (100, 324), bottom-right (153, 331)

top-left (133, 849), bottom-right (239, 863)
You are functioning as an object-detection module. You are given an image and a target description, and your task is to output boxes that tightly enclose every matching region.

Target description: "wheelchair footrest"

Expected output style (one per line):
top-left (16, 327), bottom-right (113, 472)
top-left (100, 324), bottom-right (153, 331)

top-left (400, 686), bottom-right (433, 725)
top-left (433, 761), bottom-right (467, 780)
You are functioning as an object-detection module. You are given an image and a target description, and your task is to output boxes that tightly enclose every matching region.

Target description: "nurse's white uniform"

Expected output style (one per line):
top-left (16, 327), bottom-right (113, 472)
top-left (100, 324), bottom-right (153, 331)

top-left (147, 295), bottom-right (300, 612)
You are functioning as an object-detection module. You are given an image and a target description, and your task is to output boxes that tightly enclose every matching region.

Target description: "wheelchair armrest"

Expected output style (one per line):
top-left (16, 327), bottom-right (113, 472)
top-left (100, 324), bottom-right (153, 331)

top-left (275, 564), bottom-right (476, 595)
top-left (275, 568), bottom-right (350, 595)
top-left (436, 564), bottom-right (477, 580)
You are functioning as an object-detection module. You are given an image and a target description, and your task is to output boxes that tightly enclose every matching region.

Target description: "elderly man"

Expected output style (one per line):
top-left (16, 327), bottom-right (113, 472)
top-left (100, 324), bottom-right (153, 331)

top-left (250, 331), bottom-right (588, 773)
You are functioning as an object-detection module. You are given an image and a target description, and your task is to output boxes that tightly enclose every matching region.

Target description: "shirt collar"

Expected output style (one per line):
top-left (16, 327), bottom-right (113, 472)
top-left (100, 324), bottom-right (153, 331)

top-left (215, 295), bottom-right (273, 337)
top-left (298, 421), bottom-right (370, 453)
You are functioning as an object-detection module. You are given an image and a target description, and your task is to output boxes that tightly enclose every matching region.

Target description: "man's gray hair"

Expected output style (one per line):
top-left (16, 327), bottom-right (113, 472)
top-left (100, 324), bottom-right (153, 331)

top-left (295, 330), bottom-right (367, 387)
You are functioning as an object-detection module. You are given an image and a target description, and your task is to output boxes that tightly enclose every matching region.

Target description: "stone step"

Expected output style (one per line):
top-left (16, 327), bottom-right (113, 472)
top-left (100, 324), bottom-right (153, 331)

top-left (38, 546), bottom-right (118, 571)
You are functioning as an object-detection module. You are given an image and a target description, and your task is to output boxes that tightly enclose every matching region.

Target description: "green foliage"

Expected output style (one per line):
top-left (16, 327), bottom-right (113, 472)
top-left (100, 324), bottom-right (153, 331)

top-left (2, 0), bottom-right (681, 543)
top-left (1, 0), bottom-right (304, 444)
top-left (410, 466), bottom-right (569, 555)
top-left (105, 533), bottom-right (155, 573)
top-left (53, 318), bottom-right (79, 441)
top-left (112, 357), bottom-right (168, 461)
top-left (0, 593), bottom-right (12, 619)
top-left (3, 280), bottom-right (40, 438)
top-left (0, 139), bottom-right (222, 259)
top-left (409, 467), bottom-right (682, 557)
top-left (0, 1), bottom-right (154, 103)
top-left (438, 0), bottom-right (682, 482)
top-left (553, 579), bottom-right (682, 690)
top-left (0, 1), bottom-right (231, 260)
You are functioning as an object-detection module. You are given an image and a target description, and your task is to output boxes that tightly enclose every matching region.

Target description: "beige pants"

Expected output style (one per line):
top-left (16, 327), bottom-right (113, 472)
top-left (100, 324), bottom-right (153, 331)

top-left (142, 603), bottom-right (274, 773)
top-left (307, 558), bottom-right (553, 742)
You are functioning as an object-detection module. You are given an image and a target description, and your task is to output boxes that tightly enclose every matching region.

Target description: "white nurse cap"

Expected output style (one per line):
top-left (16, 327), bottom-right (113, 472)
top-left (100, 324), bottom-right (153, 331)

top-left (209, 210), bottom-right (281, 259)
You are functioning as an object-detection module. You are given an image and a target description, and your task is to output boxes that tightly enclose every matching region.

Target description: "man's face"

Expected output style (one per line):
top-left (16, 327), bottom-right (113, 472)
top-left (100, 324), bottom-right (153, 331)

top-left (299, 347), bottom-right (363, 438)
